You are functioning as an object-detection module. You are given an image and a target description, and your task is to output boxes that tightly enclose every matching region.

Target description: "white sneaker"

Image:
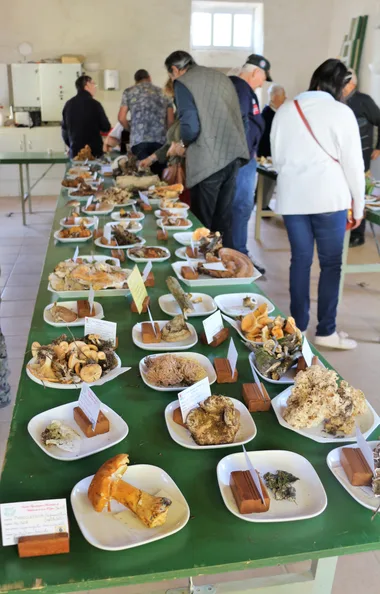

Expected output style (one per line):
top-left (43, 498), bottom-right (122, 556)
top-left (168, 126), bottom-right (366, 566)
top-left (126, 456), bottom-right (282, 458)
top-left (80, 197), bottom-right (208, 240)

top-left (314, 331), bottom-right (357, 350)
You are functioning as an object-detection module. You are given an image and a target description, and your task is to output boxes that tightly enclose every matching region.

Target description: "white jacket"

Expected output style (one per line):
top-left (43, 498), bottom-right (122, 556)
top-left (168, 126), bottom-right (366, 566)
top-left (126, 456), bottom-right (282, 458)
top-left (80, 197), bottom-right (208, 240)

top-left (271, 91), bottom-right (365, 219)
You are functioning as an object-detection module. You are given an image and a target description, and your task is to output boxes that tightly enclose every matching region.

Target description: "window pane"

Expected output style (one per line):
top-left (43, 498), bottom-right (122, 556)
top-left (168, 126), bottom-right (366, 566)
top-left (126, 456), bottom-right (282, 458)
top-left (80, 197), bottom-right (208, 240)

top-left (213, 13), bottom-right (232, 47)
top-left (233, 14), bottom-right (253, 47)
top-left (191, 12), bottom-right (212, 47)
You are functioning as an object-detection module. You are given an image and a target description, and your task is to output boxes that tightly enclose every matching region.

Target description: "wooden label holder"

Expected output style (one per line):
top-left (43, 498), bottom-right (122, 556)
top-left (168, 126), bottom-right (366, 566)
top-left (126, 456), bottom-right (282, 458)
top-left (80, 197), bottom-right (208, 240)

top-left (200, 327), bottom-right (229, 348)
top-left (18, 532), bottom-right (70, 558)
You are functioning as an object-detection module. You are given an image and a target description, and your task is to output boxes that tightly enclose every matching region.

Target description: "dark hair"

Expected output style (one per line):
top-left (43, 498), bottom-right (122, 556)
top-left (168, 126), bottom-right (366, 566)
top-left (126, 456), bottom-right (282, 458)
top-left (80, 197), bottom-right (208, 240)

top-left (308, 59), bottom-right (350, 101)
top-left (164, 50), bottom-right (196, 74)
top-left (76, 75), bottom-right (92, 91)
top-left (134, 69), bottom-right (150, 83)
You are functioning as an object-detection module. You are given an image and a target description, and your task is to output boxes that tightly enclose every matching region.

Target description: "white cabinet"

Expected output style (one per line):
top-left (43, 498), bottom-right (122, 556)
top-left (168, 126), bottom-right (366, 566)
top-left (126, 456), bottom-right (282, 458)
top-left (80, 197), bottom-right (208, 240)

top-left (11, 64), bottom-right (40, 108)
top-left (39, 64), bottom-right (81, 121)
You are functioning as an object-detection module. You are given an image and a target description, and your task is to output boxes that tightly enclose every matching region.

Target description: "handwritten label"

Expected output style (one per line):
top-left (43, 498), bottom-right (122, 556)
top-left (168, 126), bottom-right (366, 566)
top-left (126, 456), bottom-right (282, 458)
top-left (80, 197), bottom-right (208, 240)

top-left (142, 260), bottom-right (152, 282)
top-left (84, 318), bottom-right (117, 346)
top-left (127, 265), bottom-right (148, 313)
top-left (73, 246), bottom-right (79, 262)
top-left (302, 337), bottom-right (313, 367)
top-left (202, 262), bottom-right (227, 271)
top-left (0, 499), bottom-right (68, 547)
top-left (242, 445), bottom-right (265, 504)
top-left (138, 191), bottom-right (150, 206)
top-left (356, 426), bottom-right (375, 473)
top-left (147, 306), bottom-right (157, 336)
top-left (227, 337), bottom-right (238, 377)
top-left (78, 383), bottom-right (101, 430)
top-left (91, 366), bottom-right (130, 385)
top-left (88, 285), bottom-right (95, 312)
top-left (178, 376), bottom-right (211, 422)
top-left (86, 195), bottom-right (93, 209)
top-left (203, 310), bottom-right (224, 344)
top-left (103, 224), bottom-right (112, 243)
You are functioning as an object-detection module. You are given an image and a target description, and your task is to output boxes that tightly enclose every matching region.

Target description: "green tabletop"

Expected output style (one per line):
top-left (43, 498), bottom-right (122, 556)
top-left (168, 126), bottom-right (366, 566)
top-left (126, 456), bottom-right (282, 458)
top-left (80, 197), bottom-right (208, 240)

top-left (366, 208), bottom-right (380, 226)
top-left (0, 152), bottom-right (68, 164)
top-left (0, 182), bottom-right (379, 594)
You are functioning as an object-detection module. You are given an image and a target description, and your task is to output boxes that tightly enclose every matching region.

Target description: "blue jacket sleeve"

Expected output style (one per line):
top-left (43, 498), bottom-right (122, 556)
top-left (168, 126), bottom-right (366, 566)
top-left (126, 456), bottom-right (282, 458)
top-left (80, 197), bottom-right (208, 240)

top-left (174, 82), bottom-right (201, 145)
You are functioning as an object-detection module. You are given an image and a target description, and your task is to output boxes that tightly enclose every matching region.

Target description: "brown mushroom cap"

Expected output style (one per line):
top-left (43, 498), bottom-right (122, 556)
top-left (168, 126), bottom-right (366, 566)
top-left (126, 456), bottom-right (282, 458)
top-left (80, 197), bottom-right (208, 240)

top-left (66, 199), bottom-right (81, 207)
top-left (88, 454), bottom-right (130, 512)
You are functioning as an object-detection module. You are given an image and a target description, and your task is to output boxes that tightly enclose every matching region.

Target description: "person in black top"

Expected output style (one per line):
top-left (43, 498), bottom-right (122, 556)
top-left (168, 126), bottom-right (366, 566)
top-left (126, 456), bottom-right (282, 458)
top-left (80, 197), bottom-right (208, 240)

top-left (61, 75), bottom-right (111, 159)
top-left (258, 84), bottom-right (286, 158)
top-left (343, 69), bottom-right (380, 247)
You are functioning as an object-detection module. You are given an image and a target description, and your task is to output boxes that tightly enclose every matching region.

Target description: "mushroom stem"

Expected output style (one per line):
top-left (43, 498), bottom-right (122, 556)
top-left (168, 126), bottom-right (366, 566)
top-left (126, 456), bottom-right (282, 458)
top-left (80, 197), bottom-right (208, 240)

top-left (111, 480), bottom-right (171, 528)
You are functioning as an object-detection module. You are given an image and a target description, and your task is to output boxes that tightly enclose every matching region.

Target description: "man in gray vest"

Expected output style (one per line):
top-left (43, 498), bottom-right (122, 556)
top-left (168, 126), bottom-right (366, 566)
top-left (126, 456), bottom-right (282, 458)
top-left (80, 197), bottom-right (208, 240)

top-left (164, 50), bottom-right (249, 247)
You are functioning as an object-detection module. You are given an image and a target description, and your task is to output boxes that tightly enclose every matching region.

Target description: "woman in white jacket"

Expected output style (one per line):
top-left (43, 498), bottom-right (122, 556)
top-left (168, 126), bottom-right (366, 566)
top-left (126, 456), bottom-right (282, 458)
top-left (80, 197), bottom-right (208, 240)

top-left (271, 59), bottom-right (364, 350)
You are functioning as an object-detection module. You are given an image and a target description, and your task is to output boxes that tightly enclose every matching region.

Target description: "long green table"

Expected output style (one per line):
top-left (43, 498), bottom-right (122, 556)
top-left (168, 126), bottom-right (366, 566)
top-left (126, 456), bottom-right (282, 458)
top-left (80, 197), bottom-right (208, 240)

top-left (0, 181), bottom-right (379, 594)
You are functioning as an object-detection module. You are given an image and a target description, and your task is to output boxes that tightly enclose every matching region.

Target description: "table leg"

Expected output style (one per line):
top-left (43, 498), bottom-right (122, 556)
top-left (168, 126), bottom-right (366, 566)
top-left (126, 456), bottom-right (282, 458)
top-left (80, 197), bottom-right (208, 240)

top-left (369, 221), bottom-right (380, 257)
top-left (19, 163), bottom-right (26, 226)
top-left (339, 230), bottom-right (350, 304)
top-left (25, 163), bottom-right (32, 213)
top-left (255, 174), bottom-right (264, 241)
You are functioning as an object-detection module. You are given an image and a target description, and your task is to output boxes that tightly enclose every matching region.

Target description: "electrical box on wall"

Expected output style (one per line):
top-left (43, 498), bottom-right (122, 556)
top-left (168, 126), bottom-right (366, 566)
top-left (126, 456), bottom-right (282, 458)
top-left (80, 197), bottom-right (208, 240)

top-left (39, 63), bottom-right (81, 121)
top-left (104, 69), bottom-right (119, 90)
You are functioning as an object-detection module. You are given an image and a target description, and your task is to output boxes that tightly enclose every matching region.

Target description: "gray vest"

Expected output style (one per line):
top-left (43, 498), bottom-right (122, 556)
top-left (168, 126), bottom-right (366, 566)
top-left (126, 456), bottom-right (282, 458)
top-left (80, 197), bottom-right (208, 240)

top-left (178, 66), bottom-right (249, 188)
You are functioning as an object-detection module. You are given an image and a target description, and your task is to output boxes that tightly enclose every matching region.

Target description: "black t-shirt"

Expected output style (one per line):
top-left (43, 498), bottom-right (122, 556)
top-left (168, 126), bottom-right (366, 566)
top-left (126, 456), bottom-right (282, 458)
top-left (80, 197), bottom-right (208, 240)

top-left (257, 105), bottom-right (275, 158)
top-left (346, 90), bottom-right (380, 170)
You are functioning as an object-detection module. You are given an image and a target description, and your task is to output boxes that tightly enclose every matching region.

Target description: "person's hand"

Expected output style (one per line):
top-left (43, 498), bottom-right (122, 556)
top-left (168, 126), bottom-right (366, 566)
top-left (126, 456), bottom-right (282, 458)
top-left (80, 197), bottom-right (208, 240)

top-left (351, 217), bottom-right (363, 229)
top-left (103, 141), bottom-right (111, 153)
top-left (139, 155), bottom-right (156, 169)
top-left (371, 149), bottom-right (380, 161)
top-left (167, 141), bottom-right (186, 158)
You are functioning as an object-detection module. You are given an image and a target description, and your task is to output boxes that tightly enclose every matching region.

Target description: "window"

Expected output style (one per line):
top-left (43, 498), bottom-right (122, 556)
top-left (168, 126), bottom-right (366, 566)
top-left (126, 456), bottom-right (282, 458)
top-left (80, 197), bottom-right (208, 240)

top-left (191, 1), bottom-right (256, 50)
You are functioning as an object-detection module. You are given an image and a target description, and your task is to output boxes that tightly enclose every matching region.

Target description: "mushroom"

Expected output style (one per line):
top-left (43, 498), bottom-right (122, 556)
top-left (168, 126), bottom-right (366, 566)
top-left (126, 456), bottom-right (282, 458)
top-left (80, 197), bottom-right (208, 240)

top-left (88, 454), bottom-right (172, 528)
top-left (80, 363), bottom-right (102, 383)
top-left (27, 357), bottom-right (59, 383)
top-left (31, 341), bottom-right (41, 359)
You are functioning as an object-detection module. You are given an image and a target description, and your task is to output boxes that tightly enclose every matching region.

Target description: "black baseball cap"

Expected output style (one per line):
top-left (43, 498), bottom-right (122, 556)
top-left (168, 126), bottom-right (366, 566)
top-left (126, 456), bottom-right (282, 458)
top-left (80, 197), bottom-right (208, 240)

top-left (246, 54), bottom-right (272, 81)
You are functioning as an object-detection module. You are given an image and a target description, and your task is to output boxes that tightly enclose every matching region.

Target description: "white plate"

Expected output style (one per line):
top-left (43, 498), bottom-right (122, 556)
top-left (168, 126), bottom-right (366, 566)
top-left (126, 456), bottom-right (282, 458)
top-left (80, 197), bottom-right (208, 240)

top-left (94, 237), bottom-right (146, 250)
top-left (215, 293), bottom-right (275, 316)
top-left (217, 450), bottom-right (327, 522)
top-left (43, 301), bottom-right (104, 327)
top-left (155, 209), bottom-right (189, 219)
top-left (271, 386), bottom-right (380, 443)
top-left (165, 399), bottom-right (257, 450)
top-left (157, 220), bottom-right (193, 232)
top-left (111, 211), bottom-right (145, 222)
top-left (132, 321), bottom-right (198, 351)
top-left (64, 254), bottom-right (120, 266)
top-left (171, 262), bottom-right (261, 287)
top-left (82, 206), bottom-right (114, 216)
top-left (110, 199), bottom-right (137, 208)
top-left (127, 247), bottom-right (171, 263)
top-left (327, 442), bottom-right (380, 511)
top-left (54, 230), bottom-right (93, 243)
top-left (26, 353), bottom-right (122, 390)
top-left (28, 401), bottom-right (129, 461)
top-left (158, 293), bottom-right (217, 318)
top-left (139, 352), bottom-right (216, 392)
top-left (248, 352), bottom-right (298, 386)
top-left (67, 174), bottom-right (96, 182)
top-left (59, 217), bottom-right (97, 229)
top-left (68, 187), bottom-right (98, 198)
top-left (175, 247), bottom-right (205, 262)
top-left (156, 202), bottom-right (189, 210)
top-left (71, 465), bottom-right (190, 551)
top-left (173, 232), bottom-right (199, 247)
top-left (104, 221), bottom-right (143, 234)
top-left (222, 314), bottom-right (271, 344)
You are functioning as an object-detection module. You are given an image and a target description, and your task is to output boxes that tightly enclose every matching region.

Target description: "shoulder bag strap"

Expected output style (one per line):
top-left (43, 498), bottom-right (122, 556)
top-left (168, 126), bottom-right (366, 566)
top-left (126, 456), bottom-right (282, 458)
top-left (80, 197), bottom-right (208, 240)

top-left (294, 99), bottom-right (339, 163)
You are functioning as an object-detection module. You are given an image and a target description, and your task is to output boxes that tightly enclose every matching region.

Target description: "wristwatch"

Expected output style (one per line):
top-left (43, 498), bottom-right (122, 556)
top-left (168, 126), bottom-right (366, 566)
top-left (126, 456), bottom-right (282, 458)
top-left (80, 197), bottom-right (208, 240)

top-left (179, 140), bottom-right (186, 149)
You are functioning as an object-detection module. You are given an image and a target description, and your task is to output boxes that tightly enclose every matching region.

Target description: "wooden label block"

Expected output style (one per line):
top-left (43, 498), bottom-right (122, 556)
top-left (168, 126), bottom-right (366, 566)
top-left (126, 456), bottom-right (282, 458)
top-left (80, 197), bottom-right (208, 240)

top-left (214, 358), bottom-right (238, 383)
top-left (131, 295), bottom-right (150, 313)
top-left (157, 229), bottom-right (168, 240)
top-left (200, 327), bottom-right (229, 347)
top-left (93, 229), bottom-right (103, 239)
top-left (141, 202), bottom-right (152, 211)
top-left (73, 406), bottom-right (110, 438)
top-left (144, 271), bottom-right (155, 287)
top-left (141, 322), bottom-right (161, 343)
top-left (18, 533), bottom-right (70, 558)
top-left (181, 266), bottom-right (199, 280)
top-left (242, 383), bottom-right (271, 412)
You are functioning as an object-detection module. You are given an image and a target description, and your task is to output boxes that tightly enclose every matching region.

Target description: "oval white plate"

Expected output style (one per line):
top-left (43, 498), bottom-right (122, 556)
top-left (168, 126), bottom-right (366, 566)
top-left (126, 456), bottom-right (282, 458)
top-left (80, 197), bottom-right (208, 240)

top-left (43, 301), bottom-right (104, 327)
top-left (327, 442), bottom-right (380, 511)
top-left (28, 401), bottom-right (129, 461)
top-left (71, 465), bottom-right (190, 551)
top-left (82, 206), bottom-right (114, 216)
top-left (68, 187), bottom-right (98, 198)
top-left (165, 399), bottom-right (257, 450)
top-left (158, 293), bottom-right (217, 318)
top-left (109, 199), bottom-right (137, 208)
top-left (111, 211), bottom-right (145, 222)
top-left (248, 351), bottom-right (298, 386)
top-left (94, 237), bottom-right (146, 250)
top-left (26, 354), bottom-right (122, 389)
top-left (157, 220), bottom-right (193, 231)
top-left (155, 209), bottom-right (189, 219)
top-left (173, 232), bottom-right (200, 247)
top-left (217, 450), bottom-right (327, 523)
top-left (271, 386), bottom-right (380, 443)
top-left (215, 293), bottom-right (275, 316)
top-left (222, 314), bottom-right (272, 344)
top-left (132, 321), bottom-right (198, 351)
top-left (175, 247), bottom-right (205, 262)
top-left (54, 229), bottom-right (93, 243)
top-left (139, 352), bottom-right (216, 392)
top-left (171, 262), bottom-right (261, 287)
top-left (104, 221), bottom-right (143, 234)
top-left (60, 217), bottom-right (97, 229)
top-left (127, 246), bottom-right (171, 263)
top-left (64, 254), bottom-right (120, 266)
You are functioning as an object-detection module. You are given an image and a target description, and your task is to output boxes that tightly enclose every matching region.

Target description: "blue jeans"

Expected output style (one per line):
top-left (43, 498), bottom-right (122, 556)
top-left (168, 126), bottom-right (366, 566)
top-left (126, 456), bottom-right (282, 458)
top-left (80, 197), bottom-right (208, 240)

top-left (283, 211), bottom-right (347, 337)
top-left (231, 159), bottom-right (257, 255)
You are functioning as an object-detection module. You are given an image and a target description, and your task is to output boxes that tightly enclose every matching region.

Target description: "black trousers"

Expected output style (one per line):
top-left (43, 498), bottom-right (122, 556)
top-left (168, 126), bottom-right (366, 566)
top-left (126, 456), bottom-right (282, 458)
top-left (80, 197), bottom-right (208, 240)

top-left (132, 142), bottom-right (165, 177)
top-left (190, 159), bottom-right (240, 248)
top-left (350, 218), bottom-right (366, 240)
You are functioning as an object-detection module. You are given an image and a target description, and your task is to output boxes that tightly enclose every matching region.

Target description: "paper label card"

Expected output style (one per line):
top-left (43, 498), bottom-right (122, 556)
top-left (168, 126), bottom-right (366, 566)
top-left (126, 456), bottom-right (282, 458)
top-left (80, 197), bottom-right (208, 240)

top-left (127, 265), bottom-right (148, 313)
top-left (356, 426), bottom-right (375, 473)
top-left (86, 195), bottom-right (93, 209)
top-left (302, 337), bottom-right (313, 367)
top-left (104, 224), bottom-right (112, 243)
top-left (142, 260), bottom-right (152, 282)
top-left (91, 366), bottom-right (130, 385)
top-left (178, 377), bottom-right (211, 421)
top-left (202, 262), bottom-right (227, 271)
top-left (203, 310), bottom-right (224, 344)
top-left (0, 499), bottom-right (68, 547)
top-left (227, 338), bottom-right (238, 376)
top-left (221, 313), bottom-right (240, 334)
top-left (78, 383), bottom-right (101, 430)
top-left (132, 203), bottom-right (137, 213)
top-left (138, 191), bottom-right (150, 206)
top-left (249, 356), bottom-right (264, 396)
top-left (185, 254), bottom-right (195, 271)
top-left (73, 246), bottom-right (79, 262)
top-left (84, 318), bottom-right (117, 346)
top-left (242, 446), bottom-right (265, 504)
top-left (147, 306), bottom-right (158, 336)
top-left (101, 165), bottom-right (113, 175)
top-left (88, 285), bottom-right (95, 311)
top-left (93, 216), bottom-right (99, 231)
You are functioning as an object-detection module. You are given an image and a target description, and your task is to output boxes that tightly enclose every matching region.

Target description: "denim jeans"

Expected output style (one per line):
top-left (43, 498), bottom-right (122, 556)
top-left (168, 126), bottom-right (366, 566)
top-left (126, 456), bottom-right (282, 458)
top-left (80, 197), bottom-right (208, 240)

top-left (231, 159), bottom-right (257, 255)
top-left (283, 210), bottom-right (347, 337)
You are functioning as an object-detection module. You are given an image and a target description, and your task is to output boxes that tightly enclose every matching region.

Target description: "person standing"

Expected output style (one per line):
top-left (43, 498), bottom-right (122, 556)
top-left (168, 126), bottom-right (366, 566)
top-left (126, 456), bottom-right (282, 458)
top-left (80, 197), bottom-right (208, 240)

top-left (118, 69), bottom-right (174, 176)
top-left (163, 50), bottom-right (249, 247)
top-left (258, 84), bottom-right (286, 158)
top-left (342, 69), bottom-right (380, 247)
top-left (61, 75), bottom-right (111, 159)
top-left (271, 59), bottom-right (365, 350)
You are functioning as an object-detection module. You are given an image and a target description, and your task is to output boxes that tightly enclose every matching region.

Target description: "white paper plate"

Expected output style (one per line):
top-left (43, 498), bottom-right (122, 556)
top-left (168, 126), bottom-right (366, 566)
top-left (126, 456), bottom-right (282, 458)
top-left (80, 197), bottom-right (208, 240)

top-left (110, 199), bottom-right (137, 208)
top-left (148, 196), bottom-right (179, 205)
top-left (158, 293), bottom-right (217, 318)
top-left (67, 174), bottom-right (96, 182)
top-left (215, 293), bottom-right (275, 316)
top-left (82, 206), bottom-right (114, 216)
top-left (64, 254), bottom-right (120, 266)
top-left (139, 352), bottom-right (216, 392)
top-left (68, 188), bottom-right (98, 199)
top-left (165, 399), bottom-right (257, 450)
top-left (94, 237), bottom-right (146, 250)
top-left (171, 262), bottom-right (261, 287)
top-left (155, 209), bottom-right (189, 219)
top-left (126, 246), bottom-right (171, 263)
top-left (54, 230), bottom-right (93, 243)
top-left (43, 301), bottom-right (104, 327)
top-left (105, 221), bottom-right (143, 234)
top-left (26, 353), bottom-right (122, 390)
top-left (132, 321), bottom-right (198, 351)
top-left (60, 217), bottom-right (97, 229)
top-left (48, 284), bottom-right (130, 299)
top-left (217, 450), bottom-right (327, 522)
top-left (28, 401), bottom-right (129, 461)
top-left (174, 247), bottom-right (205, 262)
top-left (271, 386), bottom-right (380, 443)
top-left (173, 232), bottom-right (200, 247)
top-left (111, 211), bottom-right (145, 222)
top-left (327, 442), bottom-right (380, 511)
top-left (71, 465), bottom-right (190, 551)
top-left (157, 220), bottom-right (193, 231)
top-left (155, 202), bottom-right (189, 210)
top-left (248, 352), bottom-right (298, 386)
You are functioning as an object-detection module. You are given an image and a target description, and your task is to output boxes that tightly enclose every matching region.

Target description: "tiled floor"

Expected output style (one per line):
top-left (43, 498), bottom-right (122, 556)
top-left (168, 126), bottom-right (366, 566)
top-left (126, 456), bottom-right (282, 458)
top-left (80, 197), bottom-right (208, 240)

top-left (0, 195), bottom-right (380, 592)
